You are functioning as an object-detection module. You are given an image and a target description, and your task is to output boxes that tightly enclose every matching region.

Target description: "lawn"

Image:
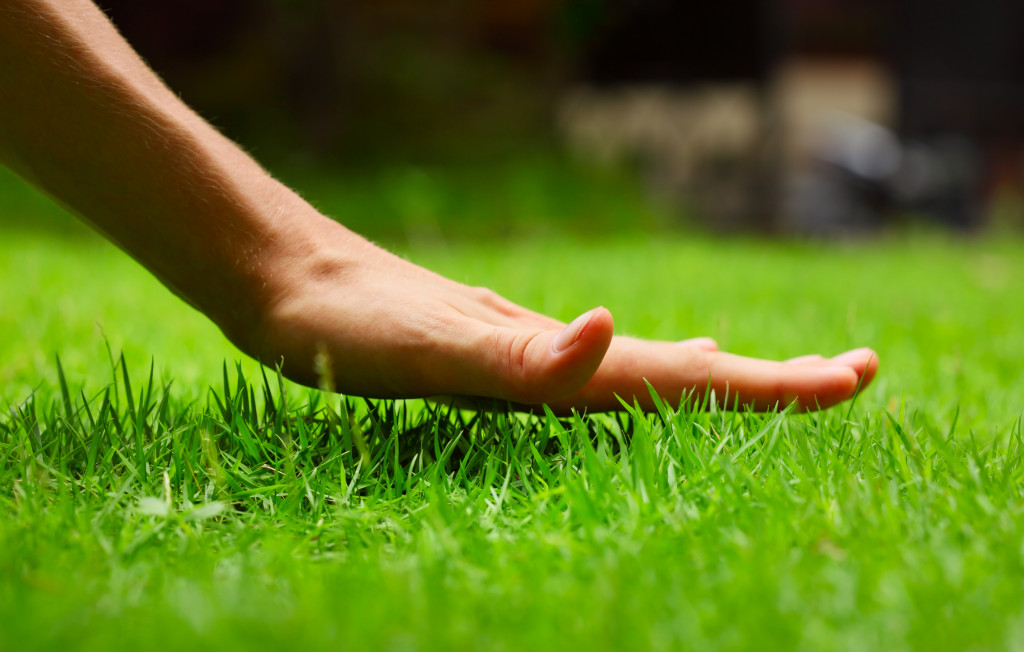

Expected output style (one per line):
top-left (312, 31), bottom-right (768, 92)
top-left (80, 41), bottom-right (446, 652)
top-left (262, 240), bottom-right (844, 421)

top-left (2, 162), bottom-right (1024, 651)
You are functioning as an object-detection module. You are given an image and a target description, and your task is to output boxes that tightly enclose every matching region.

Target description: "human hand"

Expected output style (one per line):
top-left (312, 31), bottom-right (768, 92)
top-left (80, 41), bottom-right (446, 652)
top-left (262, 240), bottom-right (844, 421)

top-left (249, 220), bottom-right (877, 414)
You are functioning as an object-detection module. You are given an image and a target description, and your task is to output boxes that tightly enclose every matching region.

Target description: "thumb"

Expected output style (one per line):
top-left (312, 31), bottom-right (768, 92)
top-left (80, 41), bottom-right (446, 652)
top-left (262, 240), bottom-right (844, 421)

top-left (458, 306), bottom-right (614, 404)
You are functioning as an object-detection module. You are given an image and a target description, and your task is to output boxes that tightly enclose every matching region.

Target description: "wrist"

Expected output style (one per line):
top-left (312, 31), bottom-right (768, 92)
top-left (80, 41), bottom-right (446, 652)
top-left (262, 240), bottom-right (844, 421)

top-left (213, 185), bottom-right (371, 355)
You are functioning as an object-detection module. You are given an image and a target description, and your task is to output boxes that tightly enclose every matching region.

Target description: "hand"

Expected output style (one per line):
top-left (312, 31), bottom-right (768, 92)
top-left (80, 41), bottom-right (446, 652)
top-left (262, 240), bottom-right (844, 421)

top-left (250, 219), bottom-right (878, 414)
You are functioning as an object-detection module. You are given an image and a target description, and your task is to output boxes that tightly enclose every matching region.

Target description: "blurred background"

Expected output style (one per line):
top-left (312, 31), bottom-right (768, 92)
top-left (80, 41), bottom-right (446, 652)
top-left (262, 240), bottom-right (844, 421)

top-left (90, 0), bottom-right (1024, 239)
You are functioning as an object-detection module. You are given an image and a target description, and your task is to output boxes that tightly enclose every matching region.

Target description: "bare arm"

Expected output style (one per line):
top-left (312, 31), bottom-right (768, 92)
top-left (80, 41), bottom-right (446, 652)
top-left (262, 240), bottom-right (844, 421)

top-left (0, 0), bottom-right (878, 412)
top-left (0, 0), bottom-right (325, 339)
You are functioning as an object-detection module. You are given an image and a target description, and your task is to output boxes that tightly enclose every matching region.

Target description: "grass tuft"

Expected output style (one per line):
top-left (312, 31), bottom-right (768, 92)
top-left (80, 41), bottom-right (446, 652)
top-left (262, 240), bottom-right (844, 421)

top-left (3, 353), bottom-right (1024, 649)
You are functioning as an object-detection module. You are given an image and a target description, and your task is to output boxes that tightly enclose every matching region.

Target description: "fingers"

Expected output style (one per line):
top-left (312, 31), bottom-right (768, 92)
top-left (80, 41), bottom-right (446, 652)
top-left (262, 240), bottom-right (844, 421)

top-left (546, 338), bottom-right (878, 414)
top-left (439, 282), bottom-right (876, 413)
top-left (828, 347), bottom-right (879, 390)
top-left (701, 351), bottom-right (865, 411)
top-left (784, 349), bottom-right (879, 389)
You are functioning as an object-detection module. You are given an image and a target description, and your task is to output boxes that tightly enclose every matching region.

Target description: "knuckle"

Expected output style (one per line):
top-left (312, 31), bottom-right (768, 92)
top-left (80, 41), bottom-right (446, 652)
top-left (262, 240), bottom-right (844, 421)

top-left (493, 328), bottom-right (545, 398)
top-left (683, 346), bottom-right (714, 370)
top-left (471, 286), bottom-right (509, 310)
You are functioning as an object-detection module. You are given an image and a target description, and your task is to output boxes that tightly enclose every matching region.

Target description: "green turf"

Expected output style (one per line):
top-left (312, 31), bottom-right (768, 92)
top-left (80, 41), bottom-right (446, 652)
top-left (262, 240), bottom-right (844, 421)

top-left (2, 163), bottom-right (1024, 650)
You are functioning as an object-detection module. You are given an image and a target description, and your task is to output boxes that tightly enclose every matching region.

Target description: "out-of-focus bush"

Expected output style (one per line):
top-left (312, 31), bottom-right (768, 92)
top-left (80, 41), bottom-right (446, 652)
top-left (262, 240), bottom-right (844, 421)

top-left (100, 0), bottom-right (609, 165)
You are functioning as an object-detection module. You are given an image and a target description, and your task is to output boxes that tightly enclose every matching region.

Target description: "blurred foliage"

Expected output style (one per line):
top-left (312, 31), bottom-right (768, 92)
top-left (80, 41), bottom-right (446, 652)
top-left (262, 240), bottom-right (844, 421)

top-left (278, 153), bottom-right (668, 244)
top-left (99, 0), bottom-right (613, 165)
top-left (0, 152), bottom-right (668, 246)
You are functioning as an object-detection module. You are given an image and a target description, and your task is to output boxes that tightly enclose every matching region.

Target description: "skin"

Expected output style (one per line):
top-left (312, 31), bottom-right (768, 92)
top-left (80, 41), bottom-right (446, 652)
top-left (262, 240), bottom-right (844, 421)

top-left (0, 0), bottom-right (878, 414)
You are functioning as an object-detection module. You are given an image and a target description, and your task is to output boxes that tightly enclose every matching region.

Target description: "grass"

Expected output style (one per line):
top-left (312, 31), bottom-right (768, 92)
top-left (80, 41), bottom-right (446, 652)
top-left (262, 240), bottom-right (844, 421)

top-left (2, 162), bottom-right (1024, 650)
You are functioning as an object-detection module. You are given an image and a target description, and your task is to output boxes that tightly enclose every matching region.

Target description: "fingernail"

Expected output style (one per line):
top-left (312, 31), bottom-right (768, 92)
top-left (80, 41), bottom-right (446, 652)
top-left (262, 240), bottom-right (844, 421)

top-left (831, 348), bottom-right (874, 365)
top-left (552, 308), bottom-right (599, 353)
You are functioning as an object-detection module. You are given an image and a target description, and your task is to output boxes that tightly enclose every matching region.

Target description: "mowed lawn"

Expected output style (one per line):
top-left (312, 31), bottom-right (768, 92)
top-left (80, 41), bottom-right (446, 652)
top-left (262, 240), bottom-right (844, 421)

top-left (2, 164), bottom-right (1024, 650)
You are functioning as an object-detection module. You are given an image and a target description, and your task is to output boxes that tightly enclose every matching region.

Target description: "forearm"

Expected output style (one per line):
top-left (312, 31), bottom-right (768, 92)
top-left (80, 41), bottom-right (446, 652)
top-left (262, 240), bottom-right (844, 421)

top-left (0, 0), bottom-right (334, 340)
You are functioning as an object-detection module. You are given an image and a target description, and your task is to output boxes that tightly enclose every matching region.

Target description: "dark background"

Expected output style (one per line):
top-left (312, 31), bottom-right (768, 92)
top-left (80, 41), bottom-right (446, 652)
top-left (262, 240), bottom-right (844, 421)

top-left (94, 0), bottom-right (1024, 232)
top-left (97, 1), bottom-right (1024, 159)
